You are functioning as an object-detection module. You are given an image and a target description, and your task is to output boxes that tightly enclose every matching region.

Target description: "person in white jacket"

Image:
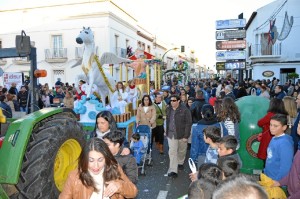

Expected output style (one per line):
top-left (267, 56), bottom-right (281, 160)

top-left (111, 81), bottom-right (128, 114)
top-left (126, 80), bottom-right (138, 109)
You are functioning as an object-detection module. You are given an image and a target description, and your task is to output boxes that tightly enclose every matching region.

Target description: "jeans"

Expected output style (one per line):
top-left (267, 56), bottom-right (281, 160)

top-left (20, 107), bottom-right (27, 113)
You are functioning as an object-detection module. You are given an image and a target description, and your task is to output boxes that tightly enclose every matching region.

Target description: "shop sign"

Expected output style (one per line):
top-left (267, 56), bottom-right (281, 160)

top-left (262, 70), bottom-right (274, 77)
top-left (216, 29), bottom-right (246, 40)
top-left (216, 19), bottom-right (246, 30)
top-left (216, 50), bottom-right (246, 61)
top-left (216, 62), bottom-right (225, 70)
top-left (225, 61), bottom-right (245, 70)
top-left (216, 40), bottom-right (246, 50)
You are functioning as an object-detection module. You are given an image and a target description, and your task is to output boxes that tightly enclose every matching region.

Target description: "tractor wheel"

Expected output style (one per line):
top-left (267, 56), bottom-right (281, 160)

top-left (15, 112), bottom-right (85, 199)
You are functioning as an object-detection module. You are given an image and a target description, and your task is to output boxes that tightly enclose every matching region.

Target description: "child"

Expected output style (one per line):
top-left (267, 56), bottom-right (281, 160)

top-left (203, 126), bottom-right (221, 164)
top-left (263, 114), bottom-right (294, 181)
top-left (130, 133), bottom-right (144, 165)
top-left (217, 135), bottom-right (243, 169)
top-left (273, 120), bottom-right (300, 199)
top-left (103, 130), bottom-right (138, 184)
top-left (188, 178), bottom-right (216, 199)
top-left (217, 156), bottom-right (240, 179)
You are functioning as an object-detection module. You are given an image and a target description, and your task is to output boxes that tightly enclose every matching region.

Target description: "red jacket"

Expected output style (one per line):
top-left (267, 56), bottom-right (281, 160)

top-left (257, 112), bottom-right (275, 160)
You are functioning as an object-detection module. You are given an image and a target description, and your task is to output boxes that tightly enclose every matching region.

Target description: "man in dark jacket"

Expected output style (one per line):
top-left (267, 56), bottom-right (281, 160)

top-left (190, 90), bottom-right (207, 123)
top-left (103, 130), bottom-right (138, 184)
top-left (165, 95), bottom-right (192, 177)
top-left (17, 86), bottom-right (29, 113)
top-left (236, 82), bottom-right (248, 99)
top-left (8, 82), bottom-right (18, 96)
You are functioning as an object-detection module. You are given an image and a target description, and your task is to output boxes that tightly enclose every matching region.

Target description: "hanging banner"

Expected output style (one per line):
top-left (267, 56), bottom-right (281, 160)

top-left (3, 72), bottom-right (24, 90)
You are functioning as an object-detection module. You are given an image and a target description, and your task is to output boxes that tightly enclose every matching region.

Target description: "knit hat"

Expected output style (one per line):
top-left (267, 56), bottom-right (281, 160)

top-left (201, 104), bottom-right (214, 114)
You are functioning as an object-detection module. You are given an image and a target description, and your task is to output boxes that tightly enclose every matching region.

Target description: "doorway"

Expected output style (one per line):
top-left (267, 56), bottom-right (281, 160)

top-left (280, 68), bottom-right (296, 84)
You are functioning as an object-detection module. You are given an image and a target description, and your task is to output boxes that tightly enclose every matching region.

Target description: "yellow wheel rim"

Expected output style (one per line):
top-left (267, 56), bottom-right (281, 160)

top-left (54, 139), bottom-right (81, 191)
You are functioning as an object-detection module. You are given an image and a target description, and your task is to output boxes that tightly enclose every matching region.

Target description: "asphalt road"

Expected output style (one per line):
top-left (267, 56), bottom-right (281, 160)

top-left (135, 141), bottom-right (191, 199)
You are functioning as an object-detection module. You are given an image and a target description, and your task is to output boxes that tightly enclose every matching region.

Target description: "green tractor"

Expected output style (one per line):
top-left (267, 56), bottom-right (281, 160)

top-left (0, 34), bottom-right (86, 198)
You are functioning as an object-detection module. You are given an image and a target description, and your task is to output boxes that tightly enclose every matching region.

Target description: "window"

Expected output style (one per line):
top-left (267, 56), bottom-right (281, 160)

top-left (0, 40), bottom-right (2, 48)
top-left (53, 70), bottom-right (65, 84)
top-left (52, 35), bottom-right (63, 57)
top-left (147, 45), bottom-right (151, 53)
top-left (126, 39), bottom-right (129, 49)
top-left (142, 43), bottom-right (145, 51)
top-left (115, 34), bottom-right (119, 55)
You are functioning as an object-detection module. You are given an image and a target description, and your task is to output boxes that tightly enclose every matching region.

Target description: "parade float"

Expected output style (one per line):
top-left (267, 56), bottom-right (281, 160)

top-left (73, 27), bottom-right (162, 139)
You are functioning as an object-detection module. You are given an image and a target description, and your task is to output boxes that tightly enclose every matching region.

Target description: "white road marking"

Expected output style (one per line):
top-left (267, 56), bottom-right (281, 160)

top-left (157, 190), bottom-right (168, 199)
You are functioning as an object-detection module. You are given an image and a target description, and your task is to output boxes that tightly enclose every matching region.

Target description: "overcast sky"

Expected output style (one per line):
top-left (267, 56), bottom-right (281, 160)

top-left (0, 0), bottom-right (276, 68)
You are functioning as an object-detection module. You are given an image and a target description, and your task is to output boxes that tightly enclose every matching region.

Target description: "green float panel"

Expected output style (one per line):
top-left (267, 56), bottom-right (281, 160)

top-left (236, 96), bottom-right (269, 174)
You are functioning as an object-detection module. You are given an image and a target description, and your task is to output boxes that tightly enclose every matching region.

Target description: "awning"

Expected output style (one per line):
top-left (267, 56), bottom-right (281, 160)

top-left (128, 51), bottom-right (155, 60)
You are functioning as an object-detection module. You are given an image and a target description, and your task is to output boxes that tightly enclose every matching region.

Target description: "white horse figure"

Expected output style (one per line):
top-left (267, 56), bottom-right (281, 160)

top-left (76, 27), bottom-right (116, 106)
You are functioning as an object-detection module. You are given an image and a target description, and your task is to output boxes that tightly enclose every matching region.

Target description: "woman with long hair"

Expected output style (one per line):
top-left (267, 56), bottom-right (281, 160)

top-left (283, 96), bottom-right (298, 134)
top-left (93, 110), bottom-right (117, 139)
top-left (126, 79), bottom-right (138, 109)
top-left (218, 97), bottom-right (241, 144)
top-left (59, 138), bottom-right (138, 199)
top-left (63, 90), bottom-right (74, 109)
top-left (257, 98), bottom-right (288, 160)
top-left (136, 94), bottom-right (156, 129)
top-left (111, 81), bottom-right (128, 114)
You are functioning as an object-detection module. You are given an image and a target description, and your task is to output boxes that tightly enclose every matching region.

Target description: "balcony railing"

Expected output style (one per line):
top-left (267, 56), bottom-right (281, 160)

top-left (114, 47), bottom-right (127, 58)
top-left (13, 57), bottom-right (30, 65)
top-left (249, 43), bottom-right (281, 57)
top-left (45, 48), bottom-right (68, 63)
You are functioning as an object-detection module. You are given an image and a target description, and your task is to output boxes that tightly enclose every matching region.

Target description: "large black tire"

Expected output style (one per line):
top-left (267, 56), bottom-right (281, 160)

top-left (15, 112), bottom-right (86, 199)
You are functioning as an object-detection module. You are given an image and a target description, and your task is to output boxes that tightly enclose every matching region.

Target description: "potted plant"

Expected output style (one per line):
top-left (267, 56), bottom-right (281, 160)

top-left (287, 72), bottom-right (299, 83)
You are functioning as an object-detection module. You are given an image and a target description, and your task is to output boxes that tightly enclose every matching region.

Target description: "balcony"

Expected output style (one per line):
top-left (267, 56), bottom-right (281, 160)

top-left (12, 57), bottom-right (30, 65)
top-left (249, 43), bottom-right (281, 63)
top-left (45, 48), bottom-right (68, 63)
top-left (0, 59), bottom-right (7, 65)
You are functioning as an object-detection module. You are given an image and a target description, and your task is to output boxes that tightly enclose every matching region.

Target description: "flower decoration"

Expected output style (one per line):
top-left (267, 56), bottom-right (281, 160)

top-left (173, 60), bottom-right (188, 71)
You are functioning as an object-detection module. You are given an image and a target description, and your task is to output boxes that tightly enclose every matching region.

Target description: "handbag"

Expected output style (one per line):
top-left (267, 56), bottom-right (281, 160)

top-left (15, 30), bottom-right (31, 54)
top-left (154, 103), bottom-right (164, 119)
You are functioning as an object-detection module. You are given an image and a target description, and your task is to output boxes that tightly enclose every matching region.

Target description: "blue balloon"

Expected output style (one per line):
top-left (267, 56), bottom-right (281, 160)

top-left (88, 111), bottom-right (97, 120)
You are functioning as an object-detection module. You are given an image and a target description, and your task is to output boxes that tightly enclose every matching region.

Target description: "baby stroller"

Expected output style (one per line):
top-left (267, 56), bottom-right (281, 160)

top-left (130, 125), bottom-right (152, 175)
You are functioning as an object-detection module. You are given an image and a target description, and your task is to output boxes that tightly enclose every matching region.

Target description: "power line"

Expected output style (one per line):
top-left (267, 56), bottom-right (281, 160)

top-left (255, 0), bottom-right (288, 31)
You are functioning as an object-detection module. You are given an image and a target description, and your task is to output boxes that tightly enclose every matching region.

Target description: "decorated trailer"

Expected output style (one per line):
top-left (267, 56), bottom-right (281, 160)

top-left (0, 29), bottom-right (157, 198)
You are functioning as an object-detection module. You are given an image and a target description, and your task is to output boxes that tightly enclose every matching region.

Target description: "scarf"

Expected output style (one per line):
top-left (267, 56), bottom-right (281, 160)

top-left (129, 85), bottom-right (135, 89)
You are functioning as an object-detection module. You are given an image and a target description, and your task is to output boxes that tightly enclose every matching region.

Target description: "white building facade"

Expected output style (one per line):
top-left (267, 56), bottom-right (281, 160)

top-left (0, 0), bottom-right (184, 87)
top-left (246, 0), bottom-right (300, 83)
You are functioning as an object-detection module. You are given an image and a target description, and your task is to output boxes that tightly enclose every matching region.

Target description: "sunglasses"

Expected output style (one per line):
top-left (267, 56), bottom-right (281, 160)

top-left (170, 99), bottom-right (178, 102)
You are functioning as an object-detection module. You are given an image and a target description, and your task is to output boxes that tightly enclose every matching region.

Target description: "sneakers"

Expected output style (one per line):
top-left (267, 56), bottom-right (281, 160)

top-left (167, 172), bottom-right (178, 178)
top-left (178, 164), bottom-right (184, 170)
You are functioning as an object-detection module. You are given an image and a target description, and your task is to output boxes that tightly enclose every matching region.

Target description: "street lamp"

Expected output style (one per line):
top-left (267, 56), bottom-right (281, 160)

top-left (161, 47), bottom-right (178, 69)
